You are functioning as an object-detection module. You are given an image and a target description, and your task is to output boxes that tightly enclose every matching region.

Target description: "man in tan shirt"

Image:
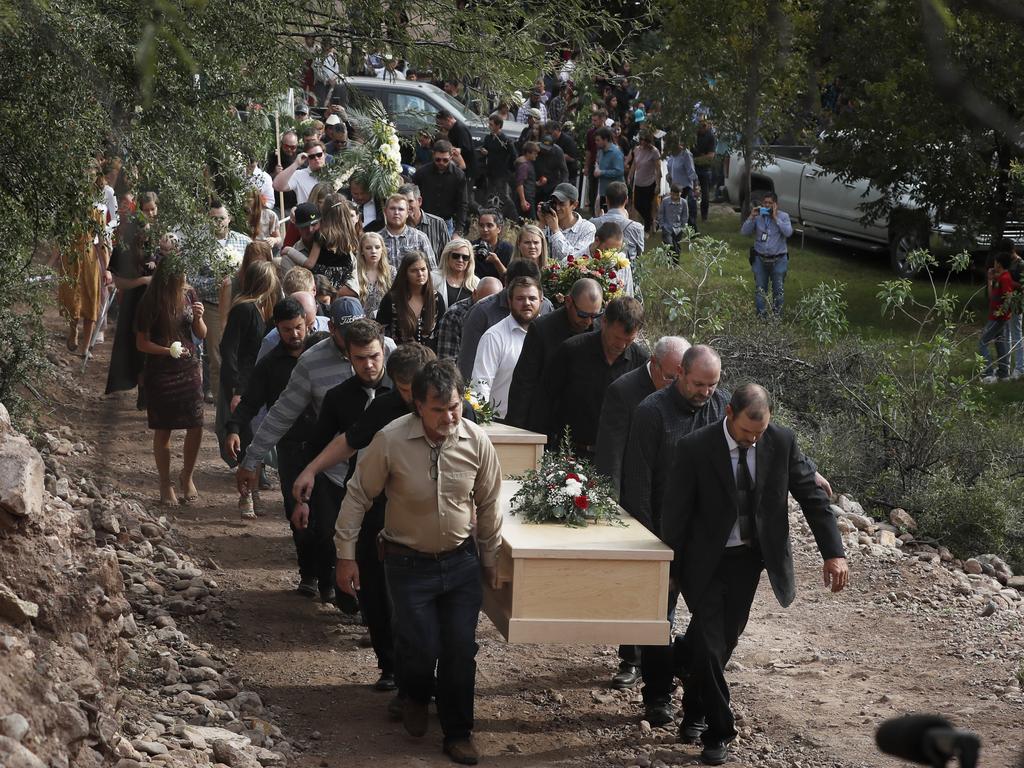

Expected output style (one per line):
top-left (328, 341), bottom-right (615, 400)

top-left (335, 359), bottom-right (502, 765)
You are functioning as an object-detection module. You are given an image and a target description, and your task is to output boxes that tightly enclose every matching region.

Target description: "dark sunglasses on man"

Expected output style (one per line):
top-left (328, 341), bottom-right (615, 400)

top-left (575, 308), bottom-right (604, 320)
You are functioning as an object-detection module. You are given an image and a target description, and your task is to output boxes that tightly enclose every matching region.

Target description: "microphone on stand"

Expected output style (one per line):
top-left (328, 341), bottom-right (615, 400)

top-left (875, 715), bottom-right (980, 768)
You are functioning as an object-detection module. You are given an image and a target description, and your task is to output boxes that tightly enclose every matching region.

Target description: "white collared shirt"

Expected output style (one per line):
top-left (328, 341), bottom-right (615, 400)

top-left (722, 418), bottom-right (757, 547)
top-left (472, 313), bottom-right (530, 418)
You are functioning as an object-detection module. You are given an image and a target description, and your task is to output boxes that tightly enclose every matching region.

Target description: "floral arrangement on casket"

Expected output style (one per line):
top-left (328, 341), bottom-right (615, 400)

top-left (541, 248), bottom-right (630, 304)
top-left (510, 432), bottom-right (624, 527)
top-left (464, 380), bottom-right (496, 425)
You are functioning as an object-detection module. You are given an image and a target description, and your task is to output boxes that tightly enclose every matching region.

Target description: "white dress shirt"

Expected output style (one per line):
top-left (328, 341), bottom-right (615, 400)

top-left (472, 314), bottom-right (529, 418)
top-left (722, 418), bottom-right (757, 547)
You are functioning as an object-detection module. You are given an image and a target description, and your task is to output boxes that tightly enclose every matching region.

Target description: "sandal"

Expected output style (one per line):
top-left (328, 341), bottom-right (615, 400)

top-left (239, 493), bottom-right (257, 520)
top-left (178, 472), bottom-right (199, 506)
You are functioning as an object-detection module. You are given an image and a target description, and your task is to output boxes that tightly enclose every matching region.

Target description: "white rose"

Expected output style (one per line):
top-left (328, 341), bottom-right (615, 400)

top-left (169, 341), bottom-right (183, 359)
top-left (564, 479), bottom-right (582, 497)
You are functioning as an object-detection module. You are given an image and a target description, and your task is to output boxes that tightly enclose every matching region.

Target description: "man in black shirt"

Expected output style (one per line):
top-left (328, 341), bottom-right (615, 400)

top-left (547, 122), bottom-right (579, 183)
top-left (541, 296), bottom-right (648, 457)
top-left (482, 113), bottom-right (517, 219)
top-left (224, 298), bottom-right (315, 594)
top-left (693, 118), bottom-right (717, 222)
top-left (415, 140), bottom-right (469, 236)
top-left (505, 277), bottom-right (602, 433)
top-left (436, 109), bottom-right (477, 186)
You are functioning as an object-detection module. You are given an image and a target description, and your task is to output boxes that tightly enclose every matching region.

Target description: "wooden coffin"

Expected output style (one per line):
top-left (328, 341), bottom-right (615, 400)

top-left (480, 422), bottom-right (547, 479)
top-left (482, 481), bottom-right (673, 645)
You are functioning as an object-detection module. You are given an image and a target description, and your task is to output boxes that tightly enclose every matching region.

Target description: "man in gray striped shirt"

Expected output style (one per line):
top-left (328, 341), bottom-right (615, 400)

top-left (400, 183), bottom-right (450, 259)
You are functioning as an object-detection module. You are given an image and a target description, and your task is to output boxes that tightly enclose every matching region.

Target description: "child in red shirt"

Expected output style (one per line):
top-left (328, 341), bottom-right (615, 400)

top-left (979, 251), bottom-right (1018, 382)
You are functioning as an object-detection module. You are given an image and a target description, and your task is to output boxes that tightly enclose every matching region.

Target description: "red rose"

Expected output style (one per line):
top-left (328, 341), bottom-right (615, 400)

top-left (567, 255), bottom-right (575, 263)
top-left (573, 495), bottom-right (589, 510)
top-left (608, 283), bottom-right (618, 292)
top-left (565, 472), bottom-right (579, 481)
top-left (596, 268), bottom-right (604, 275)
top-left (609, 270), bottom-right (617, 279)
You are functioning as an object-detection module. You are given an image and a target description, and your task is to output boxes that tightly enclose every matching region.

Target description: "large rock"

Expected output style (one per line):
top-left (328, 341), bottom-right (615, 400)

top-left (889, 508), bottom-right (918, 532)
top-left (212, 739), bottom-right (262, 768)
top-left (0, 430), bottom-right (44, 521)
top-left (0, 583), bottom-right (39, 625)
top-left (0, 736), bottom-right (46, 768)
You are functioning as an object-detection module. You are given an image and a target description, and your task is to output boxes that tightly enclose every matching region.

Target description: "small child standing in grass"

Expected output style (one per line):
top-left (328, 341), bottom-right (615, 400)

top-left (979, 251), bottom-right (1017, 383)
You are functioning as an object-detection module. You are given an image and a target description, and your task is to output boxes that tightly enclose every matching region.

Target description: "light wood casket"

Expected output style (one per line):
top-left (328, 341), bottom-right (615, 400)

top-left (480, 422), bottom-right (547, 479)
top-left (482, 481), bottom-right (673, 644)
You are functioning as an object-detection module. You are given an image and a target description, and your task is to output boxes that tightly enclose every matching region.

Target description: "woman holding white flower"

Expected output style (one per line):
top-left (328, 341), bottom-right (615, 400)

top-left (135, 257), bottom-right (206, 506)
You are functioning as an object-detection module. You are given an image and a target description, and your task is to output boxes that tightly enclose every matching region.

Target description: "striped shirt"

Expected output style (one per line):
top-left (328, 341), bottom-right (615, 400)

top-left (383, 225), bottom-right (436, 271)
top-left (412, 211), bottom-right (451, 262)
top-left (241, 335), bottom-right (396, 487)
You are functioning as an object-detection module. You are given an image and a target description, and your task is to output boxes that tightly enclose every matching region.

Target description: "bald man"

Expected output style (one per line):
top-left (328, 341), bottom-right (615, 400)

top-left (258, 291), bottom-right (331, 361)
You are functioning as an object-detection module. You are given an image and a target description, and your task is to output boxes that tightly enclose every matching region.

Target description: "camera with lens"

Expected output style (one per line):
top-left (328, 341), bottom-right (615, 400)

top-left (474, 242), bottom-right (491, 261)
top-left (538, 197), bottom-right (557, 216)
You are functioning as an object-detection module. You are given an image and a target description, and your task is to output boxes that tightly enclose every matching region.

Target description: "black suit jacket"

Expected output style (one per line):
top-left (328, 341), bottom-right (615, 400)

top-left (505, 306), bottom-right (578, 432)
top-left (593, 363), bottom-right (654, 497)
top-left (661, 420), bottom-right (844, 610)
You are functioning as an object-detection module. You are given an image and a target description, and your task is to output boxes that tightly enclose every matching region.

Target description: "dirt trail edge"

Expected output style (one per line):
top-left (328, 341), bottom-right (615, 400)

top-left (44, 319), bottom-right (1024, 768)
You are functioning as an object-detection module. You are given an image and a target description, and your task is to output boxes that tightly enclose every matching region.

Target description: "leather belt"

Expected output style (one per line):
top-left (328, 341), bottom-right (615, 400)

top-left (381, 538), bottom-right (472, 561)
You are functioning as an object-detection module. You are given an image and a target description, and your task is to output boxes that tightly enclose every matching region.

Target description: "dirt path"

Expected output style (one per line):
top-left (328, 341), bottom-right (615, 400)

top-left (41, 316), bottom-right (1024, 768)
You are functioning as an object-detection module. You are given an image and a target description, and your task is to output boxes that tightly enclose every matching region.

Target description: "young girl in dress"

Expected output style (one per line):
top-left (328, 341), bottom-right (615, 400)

top-left (355, 231), bottom-right (392, 317)
top-left (304, 193), bottom-right (360, 297)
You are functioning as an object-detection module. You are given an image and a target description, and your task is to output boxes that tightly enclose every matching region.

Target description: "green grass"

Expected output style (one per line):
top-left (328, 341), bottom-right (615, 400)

top-left (643, 206), bottom-right (1024, 408)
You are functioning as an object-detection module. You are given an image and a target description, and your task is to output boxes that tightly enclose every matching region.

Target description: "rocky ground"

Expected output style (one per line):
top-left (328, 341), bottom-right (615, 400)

top-left (1, 315), bottom-right (1023, 768)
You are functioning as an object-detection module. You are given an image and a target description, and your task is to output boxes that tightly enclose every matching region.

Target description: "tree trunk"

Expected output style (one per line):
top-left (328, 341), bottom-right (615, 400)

top-left (740, 33), bottom-right (766, 218)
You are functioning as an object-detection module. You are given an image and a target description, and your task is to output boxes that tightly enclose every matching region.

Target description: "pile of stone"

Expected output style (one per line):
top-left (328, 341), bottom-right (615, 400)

top-left (826, 494), bottom-right (1024, 614)
top-left (0, 403), bottom-right (291, 768)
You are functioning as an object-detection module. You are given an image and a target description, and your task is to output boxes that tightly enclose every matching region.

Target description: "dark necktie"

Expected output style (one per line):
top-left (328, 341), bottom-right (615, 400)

top-left (736, 446), bottom-right (756, 543)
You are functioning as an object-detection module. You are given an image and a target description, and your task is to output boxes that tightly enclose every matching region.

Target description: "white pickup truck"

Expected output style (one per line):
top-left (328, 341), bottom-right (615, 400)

top-left (723, 145), bottom-right (980, 276)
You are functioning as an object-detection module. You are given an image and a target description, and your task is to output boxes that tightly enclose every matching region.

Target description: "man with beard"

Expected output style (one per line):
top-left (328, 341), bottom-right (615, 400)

top-left (399, 183), bottom-right (450, 260)
top-left (224, 298), bottom-right (315, 595)
top-left (505, 277), bottom-right (602, 433)
top-left (471, 276), bottom-right (542, 420)
top-left (335, 360), bottom-right (501, 765)
top-left (265, 130), bottom-right (300, 211)
top-left (290, 319), bottom-right (397, 691)
top-left (278, 202), bottom-right (321, 272)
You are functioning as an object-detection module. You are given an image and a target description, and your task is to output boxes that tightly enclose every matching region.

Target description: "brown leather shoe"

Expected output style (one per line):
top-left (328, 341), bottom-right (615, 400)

top-left (402, 698), bottom-right (429, 737)
top-left (443, 736), bottom-right (480, 765)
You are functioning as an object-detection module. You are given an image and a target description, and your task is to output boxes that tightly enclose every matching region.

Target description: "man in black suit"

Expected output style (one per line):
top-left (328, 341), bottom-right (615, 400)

top-left (662, 384), bottom-right (849, 765)
top-left (594, 335), bottom-right (688, 692)
top-left (504, 278), bottom-right (603, 433)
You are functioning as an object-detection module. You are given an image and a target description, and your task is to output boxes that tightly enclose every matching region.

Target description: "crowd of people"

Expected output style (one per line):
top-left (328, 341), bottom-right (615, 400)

top-left (50, 46), bottom-right (852, 768)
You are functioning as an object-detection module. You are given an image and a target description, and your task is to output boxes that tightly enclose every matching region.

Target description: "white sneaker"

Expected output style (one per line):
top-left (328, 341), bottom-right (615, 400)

top-left (1011, 370), bottom-right (1023, 380)
top-left (981, 375), bottom-right (999, 384)
top-left (95, 332), bottom-right (105, 344)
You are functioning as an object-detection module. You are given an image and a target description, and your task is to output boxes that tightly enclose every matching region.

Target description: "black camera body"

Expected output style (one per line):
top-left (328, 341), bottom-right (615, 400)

top-left (538, 197), bottom-right (557, 216)
top-left (474, 242), bottom-right (491, 261)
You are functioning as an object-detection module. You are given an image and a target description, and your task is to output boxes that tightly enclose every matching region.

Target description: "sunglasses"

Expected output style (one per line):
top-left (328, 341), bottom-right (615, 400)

top-left (307, 151), bottom-right (324, 159)
top-left (449, 253), bottom-right (471, 261)
top-left (575, 308), bottom-right (604, 320)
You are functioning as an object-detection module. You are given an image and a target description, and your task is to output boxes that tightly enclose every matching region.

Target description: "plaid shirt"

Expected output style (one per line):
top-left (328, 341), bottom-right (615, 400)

top-left (435, 297), bottom-right (473, 361)
top-left (193, 230), bottom-right (251, 305)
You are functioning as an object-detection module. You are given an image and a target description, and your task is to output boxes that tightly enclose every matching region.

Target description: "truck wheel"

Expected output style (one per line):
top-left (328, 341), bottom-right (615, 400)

top-left (889, 224), bottom-right (926, 278)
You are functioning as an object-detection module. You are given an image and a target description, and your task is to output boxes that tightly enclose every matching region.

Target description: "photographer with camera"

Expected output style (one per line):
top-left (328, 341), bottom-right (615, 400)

top-left (540, 182), bottom-right (596, 262)
top-left (740, 192), bottom-right (793, 319)
top-left (472, 209), bottom-right (514, 281)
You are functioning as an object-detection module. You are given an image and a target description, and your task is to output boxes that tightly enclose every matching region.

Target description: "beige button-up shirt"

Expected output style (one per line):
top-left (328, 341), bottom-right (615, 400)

top-left (335, 413), bottom-right (504, 565)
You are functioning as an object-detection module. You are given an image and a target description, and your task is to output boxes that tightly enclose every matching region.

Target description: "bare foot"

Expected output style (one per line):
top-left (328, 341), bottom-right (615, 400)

top-left (159, 484), bottom-right (179, 507)
top-left (178, 471), bottom-right (199, 504)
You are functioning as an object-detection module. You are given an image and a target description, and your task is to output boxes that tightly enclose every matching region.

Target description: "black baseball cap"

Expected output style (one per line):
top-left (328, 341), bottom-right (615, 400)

top-left (293, 202), bottom-right (320, 229)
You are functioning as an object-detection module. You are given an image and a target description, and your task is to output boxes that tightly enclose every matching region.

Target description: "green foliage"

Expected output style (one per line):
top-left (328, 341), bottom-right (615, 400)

top-left (795, 280), bottom-right (848, 344)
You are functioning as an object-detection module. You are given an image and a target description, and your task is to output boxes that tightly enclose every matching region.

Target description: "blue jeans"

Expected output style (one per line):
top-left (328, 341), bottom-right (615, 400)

top-left (384, 544), bottom-right (482, 740)
top-left (751, 254), bottom-right (788, 317)
top-left (979, 319), bottom-right (1009, 377)
top-left (1008, 313), bottom-right (1023, 374)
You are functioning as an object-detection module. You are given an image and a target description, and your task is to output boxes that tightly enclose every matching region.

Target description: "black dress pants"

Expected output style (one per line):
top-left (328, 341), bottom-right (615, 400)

top-left (277, 440), bottom-right (316, 581)
top-left (309, 475), bottom-right (346, 589)
top-left (639, 586), bottom-right (688, 705)
top-left (682, 546), bottom-right (764, 745)
top-left (355, 500), bottom-right (394, 675)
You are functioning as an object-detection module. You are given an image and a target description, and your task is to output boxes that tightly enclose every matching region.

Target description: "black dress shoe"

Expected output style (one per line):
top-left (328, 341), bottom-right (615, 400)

top-left (610, 662), bottom-right (641, 689)
top-left (643, 702), bottom-right (676, 727)
top-left (296, 577), bottom-right (318, 598)
top-left (679, 718), bottom-right (708, 744)
top-left (700, 738), bottom-right (733, 766)
top-left (374, 672), bottom-right (397, 691)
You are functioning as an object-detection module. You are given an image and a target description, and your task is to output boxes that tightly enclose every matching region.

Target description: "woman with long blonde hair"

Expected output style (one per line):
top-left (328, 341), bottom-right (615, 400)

top-left (513, 223), bottom-right (549, 270)
top-left (355, 231), bottom-right (392, 317)
top-left (218, 260), bottom-right (280, 519)
top-left (433, 238), bottom-right (479, 313)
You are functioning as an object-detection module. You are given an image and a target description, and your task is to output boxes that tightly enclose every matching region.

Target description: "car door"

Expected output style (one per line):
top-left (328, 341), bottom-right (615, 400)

top-left (799, 155), bottom-right (887, 242)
